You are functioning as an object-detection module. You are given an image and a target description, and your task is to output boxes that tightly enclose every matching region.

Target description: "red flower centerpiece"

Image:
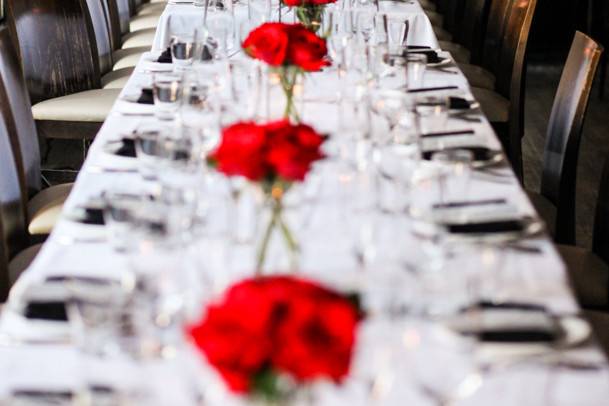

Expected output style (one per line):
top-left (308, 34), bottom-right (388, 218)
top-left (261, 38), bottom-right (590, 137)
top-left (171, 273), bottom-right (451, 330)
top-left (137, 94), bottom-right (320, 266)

top-left (208, 120), bottom-right (325, 273)
top-left (243, 23), bottom-right (330, 122)
top-left (187, 276), bottom-right (361, 403)
top-left (282, 0), bottom-right (336, 33)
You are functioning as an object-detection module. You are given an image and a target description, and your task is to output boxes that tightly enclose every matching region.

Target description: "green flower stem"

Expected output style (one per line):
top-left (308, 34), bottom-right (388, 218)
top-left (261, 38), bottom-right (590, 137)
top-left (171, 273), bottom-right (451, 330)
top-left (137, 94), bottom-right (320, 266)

top-left (255, 195), bottom-right (299, 274)
top-left (279, 67), bottom-right (301, 123)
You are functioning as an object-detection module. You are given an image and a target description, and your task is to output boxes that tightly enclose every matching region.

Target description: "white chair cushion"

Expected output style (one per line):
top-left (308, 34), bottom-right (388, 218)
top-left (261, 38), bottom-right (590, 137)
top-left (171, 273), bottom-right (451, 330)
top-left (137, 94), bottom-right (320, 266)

top-left (122, 28), bottom-right (156, 49)
top-left (27, 183), bottom-right (73, 235)
top-left (9, 244), bottom-right (43, 285)
top-left (102, 67), bottom-right (135, 89)
top-left (130, 14), bottom-right (161, 32)
top-left (32, 89), bottom-right (121, 122)
top-left (137, 3), bottom-right (166, 16)
top-left (113, 47), bottom-right (148, 70)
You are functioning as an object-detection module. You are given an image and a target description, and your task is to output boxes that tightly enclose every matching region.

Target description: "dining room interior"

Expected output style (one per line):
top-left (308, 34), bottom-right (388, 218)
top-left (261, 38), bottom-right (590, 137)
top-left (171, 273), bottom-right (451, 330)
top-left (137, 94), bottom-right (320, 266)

top-left (0, 0), bottom-right (609, 404)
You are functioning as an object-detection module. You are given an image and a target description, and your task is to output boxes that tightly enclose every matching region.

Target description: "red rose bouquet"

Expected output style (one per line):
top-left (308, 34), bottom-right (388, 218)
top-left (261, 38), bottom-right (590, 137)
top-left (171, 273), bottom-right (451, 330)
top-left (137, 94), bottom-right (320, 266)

top-left (208, 120), bottom-right (325, 272)
top-left (282, 0), bottom-right (336, 34)
top-left (187, 276), bottom-right (361, 402)
top-left (242, 23), bottom-right (330, 122)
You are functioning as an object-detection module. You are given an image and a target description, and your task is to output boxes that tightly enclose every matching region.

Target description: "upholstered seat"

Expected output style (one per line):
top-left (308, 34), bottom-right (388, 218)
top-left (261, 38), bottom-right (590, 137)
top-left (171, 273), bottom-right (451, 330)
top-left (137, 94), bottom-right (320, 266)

top-left (101, 67), bottom-right (135, 89)
top-left (122, 28), bottom-right (156, 49)
top-left (582, 310), bottom-right (609, 356)
top-left (129, 13), bottom-right (161, 32)
top-left (559, 246), bottom-right (609, 309)
top-left (137, 2), bottom-right (166, 16)
top-left (470, 87), bottom-right (510, 122)
top-left (8, 244), bottom-right (42, 285)
top-left (31, 89), bottom-right (121, 122)
top-left (419, 0), bottom-right (437, 11)
top-left (458, 63), bottom-right (495, 89)
top-left (113, 46), bottom-right (149, 70)
top-left (439, 41), bottom-right (471, 64)
top-left (27, 183), bottom-right (73, 235)
top-left (526, 191), bottom-right (557, 237)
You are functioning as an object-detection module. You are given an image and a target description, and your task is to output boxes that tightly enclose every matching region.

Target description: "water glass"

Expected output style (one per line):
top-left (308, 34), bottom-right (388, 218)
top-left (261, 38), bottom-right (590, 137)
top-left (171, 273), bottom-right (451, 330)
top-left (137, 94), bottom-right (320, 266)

top-left (387, 17), bottom-right (409, 52)
top-left (430, 149), bottom-right (474, 204)
top-left (102, 190), bottom-right (150, 253)
top-left (153, 72), bottom-right (183, 120)
top-left (414, 96), bottom-right (449, 134)
top-left (170, 34), bottom-right (195, 71)
top-left (406, 53), bottom-right (427, 89)
top-left (134, 123), bottom-right (170, 180)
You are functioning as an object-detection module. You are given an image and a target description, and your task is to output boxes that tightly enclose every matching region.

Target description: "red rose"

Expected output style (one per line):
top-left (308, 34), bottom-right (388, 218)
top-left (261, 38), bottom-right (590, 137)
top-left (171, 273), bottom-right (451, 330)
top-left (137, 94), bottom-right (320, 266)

top-left (282, 0), bottom-right (303, 5)
top-left (310, 0), bottom-right (336, 4)
top-left (286, 24), bottom-right (330, 71)
top-left (264, 121), bottom-right (324, 181)
top-left (242, 23), bottom-right (289, 66)
top-left (272, 296), bottom-right (358, 382)
top-left (209, 122), bottom-right (268, 181)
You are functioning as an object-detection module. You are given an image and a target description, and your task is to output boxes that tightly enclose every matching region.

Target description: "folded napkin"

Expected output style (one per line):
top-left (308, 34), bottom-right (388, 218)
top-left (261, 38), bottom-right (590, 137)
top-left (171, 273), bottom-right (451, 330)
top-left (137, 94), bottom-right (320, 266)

top-left (422, 146), bottom-right (497, 161)
top-left (157, 47), bottom-right (172, 63)
top-left (449, 96), bottom-right (475, 110)
top-left (24, 301), bottom-right (68, 322)
top-left (111, 138), bottom-right (136, 158)
top-left (445, 219), bottom-right (526, 234)
top-left (405, 49), bottom-right (443, 64)
top-left (137, 88), bottom-right (154, 105)
top-left (68, 203), bottom-right (105, 226)
top-left (448, 306), bottom-right (561, 343)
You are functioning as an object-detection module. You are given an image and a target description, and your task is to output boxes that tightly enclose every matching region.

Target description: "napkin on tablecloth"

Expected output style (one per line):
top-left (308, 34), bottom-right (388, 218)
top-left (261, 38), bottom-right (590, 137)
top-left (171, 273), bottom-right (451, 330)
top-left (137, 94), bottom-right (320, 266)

top-left (157, 47), bottom-right (172, 63)
top-left (137, 88), bottom-right (154, 105)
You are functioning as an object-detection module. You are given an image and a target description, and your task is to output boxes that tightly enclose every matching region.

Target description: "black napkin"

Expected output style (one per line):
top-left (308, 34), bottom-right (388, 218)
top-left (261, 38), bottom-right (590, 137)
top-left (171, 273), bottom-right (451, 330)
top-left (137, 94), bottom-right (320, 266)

top-left (157, 47), bottom-right (172, 63)
top-left (137, 88), bottom-right (154, 105)
top-left (478, 329), bottom-right (558, 343)
top-left (407, 45), bottom-right (431, 50)
top-left (70, 204), bottom-right (105, 225)
top-left (200, 44), bottom-right (214, 61)
top-left (449, 96), bottom-right (474, 110)
top-left (445, 219), bottom-right (526, 234)
top-left (422, 146), bottom-right (495, 161)
top-left (113, 138), bottom-right (136, 158)
top-left (24, 301), bottom-right (68, 321)
top-left (405, 49), bottom-right (443, 64)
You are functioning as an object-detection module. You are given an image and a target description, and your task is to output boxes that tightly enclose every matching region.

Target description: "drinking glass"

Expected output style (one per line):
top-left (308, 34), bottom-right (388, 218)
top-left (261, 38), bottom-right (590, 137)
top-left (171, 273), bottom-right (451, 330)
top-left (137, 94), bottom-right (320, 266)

top-left (170, 34), bottom-right (195, 71)
top-left (387, 17), bottom-right (409, 52)
top-left (430, 149), bottom-right (474, 204)
top-left (180, 74), bottom-right (220, 153)
top-left (102, 190), bottom-right (151, 253)
top-left (414, 96), bottom-right (449, 134)
top-left (357, 9), bottom-right (375, 43)
top-left (406, 53), bottom-right (427, 89)
top-left (134, 123), bottom-right (170, 180)
top-left (153, 72), bottom-right (183, 120)
top-left (207, 12), bottom-right (235, 56)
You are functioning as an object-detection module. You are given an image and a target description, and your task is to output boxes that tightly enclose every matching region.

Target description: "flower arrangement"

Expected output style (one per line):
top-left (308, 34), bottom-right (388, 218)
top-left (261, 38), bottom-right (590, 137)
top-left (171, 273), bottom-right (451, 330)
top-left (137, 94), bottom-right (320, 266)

top-left (208, 120), bottom-right (326, 272)
top-left (242, 23), bottom-right (330, 122)
top-left (187, 276), bottom-right (361, 402)
top-left (282, 0), bottom-right (336, 33)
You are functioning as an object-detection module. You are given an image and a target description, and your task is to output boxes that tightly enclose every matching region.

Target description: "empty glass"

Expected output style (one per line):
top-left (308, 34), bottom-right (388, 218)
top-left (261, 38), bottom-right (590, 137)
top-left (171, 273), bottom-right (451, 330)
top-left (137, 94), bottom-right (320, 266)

top-left (406, 53), bottom-right (427, 89)
top-left (387, 17), bottom-right (409, 52)
top-left (102, 190), bottom-right (151, 253)
top-left (134, 123), bottom-right (170, 180)
top-left (430, 149), bottom-right (474, 204)
top-left (170, 34), bottom-right (195, 71)
top-left (153, 72), bottom-right (182, 120)
top-left (414, 96), bottom-right (449, 135)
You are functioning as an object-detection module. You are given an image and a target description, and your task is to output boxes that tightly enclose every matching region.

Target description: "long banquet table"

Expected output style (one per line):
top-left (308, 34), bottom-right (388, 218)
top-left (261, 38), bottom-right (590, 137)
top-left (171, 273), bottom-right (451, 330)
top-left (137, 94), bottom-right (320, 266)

top-left (1, 1), bottom-right (609, 404)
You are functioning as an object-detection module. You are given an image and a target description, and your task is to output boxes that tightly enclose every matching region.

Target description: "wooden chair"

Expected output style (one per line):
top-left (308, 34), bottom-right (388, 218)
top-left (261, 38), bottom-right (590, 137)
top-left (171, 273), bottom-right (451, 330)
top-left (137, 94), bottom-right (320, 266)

top-left (438, 0), bottom-right (491, 64)
top-left (469, 0), bottom-right (538, 179)
top-left (0, 62), bottom-right (43, 301)
top-left (527, 32), bottom-right (603, 245)
top-left (558, 149), bottom-right (609, 311)
top-left (84, 0), bottom-right (135, 89)
top-left (431, 0), bottom-right (466, 42)
top-left (117, 0), bottom-right (158, 49)
top-left (6, 0), bottom-right (122, 141)
top-left (105, 0), bottom-right (153, 70)
top-left (0, 24), bottom-right (73, 237)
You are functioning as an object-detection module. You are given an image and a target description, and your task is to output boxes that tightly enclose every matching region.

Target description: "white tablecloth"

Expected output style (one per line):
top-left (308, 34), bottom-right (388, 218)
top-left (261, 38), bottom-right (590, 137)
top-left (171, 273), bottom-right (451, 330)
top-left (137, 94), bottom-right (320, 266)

top-left (1, 1), bottom-right (607, 404)
top-left (152, 1), bottom-right (439, 51)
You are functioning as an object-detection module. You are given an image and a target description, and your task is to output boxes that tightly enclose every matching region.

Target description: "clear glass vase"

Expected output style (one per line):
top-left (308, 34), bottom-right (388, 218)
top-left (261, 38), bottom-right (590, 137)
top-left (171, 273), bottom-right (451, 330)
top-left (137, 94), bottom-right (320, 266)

top-left (260, 67), bottom-right (304, 123)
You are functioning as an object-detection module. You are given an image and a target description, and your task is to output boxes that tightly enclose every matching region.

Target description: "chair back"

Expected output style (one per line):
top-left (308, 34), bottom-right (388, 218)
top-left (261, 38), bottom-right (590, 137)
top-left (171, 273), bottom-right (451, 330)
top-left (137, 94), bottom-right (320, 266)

top-left (84, 0), bottom-right (114, 77)
top-left (0, 70), bottom-right (29, 263)
top-left (593, 155), bottom-right (609, 263)
top-left (456, 0), bottom-right (491, 64)
top-left (480, 0), bottom-right (511, 72)
top-left (541, 32), bottom-right (603, 244)
top-left (116, 0), bottom-right (133, 35)
top-left (6, 0), bottom-right (101, 105)
top-left (442, 0), bottom-right (465, 34)
top-left (0, 26), bottom-right (40, 197)
top-left (104, 0), bottom-right (125, 50)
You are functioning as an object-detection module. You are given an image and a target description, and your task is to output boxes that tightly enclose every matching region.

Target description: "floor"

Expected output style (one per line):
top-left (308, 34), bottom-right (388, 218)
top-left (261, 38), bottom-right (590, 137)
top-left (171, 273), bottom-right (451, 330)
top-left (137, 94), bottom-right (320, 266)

top-left (43, 62), bottom-right (609, 247)
top-left (523, 63), bottom-right (609, 248)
